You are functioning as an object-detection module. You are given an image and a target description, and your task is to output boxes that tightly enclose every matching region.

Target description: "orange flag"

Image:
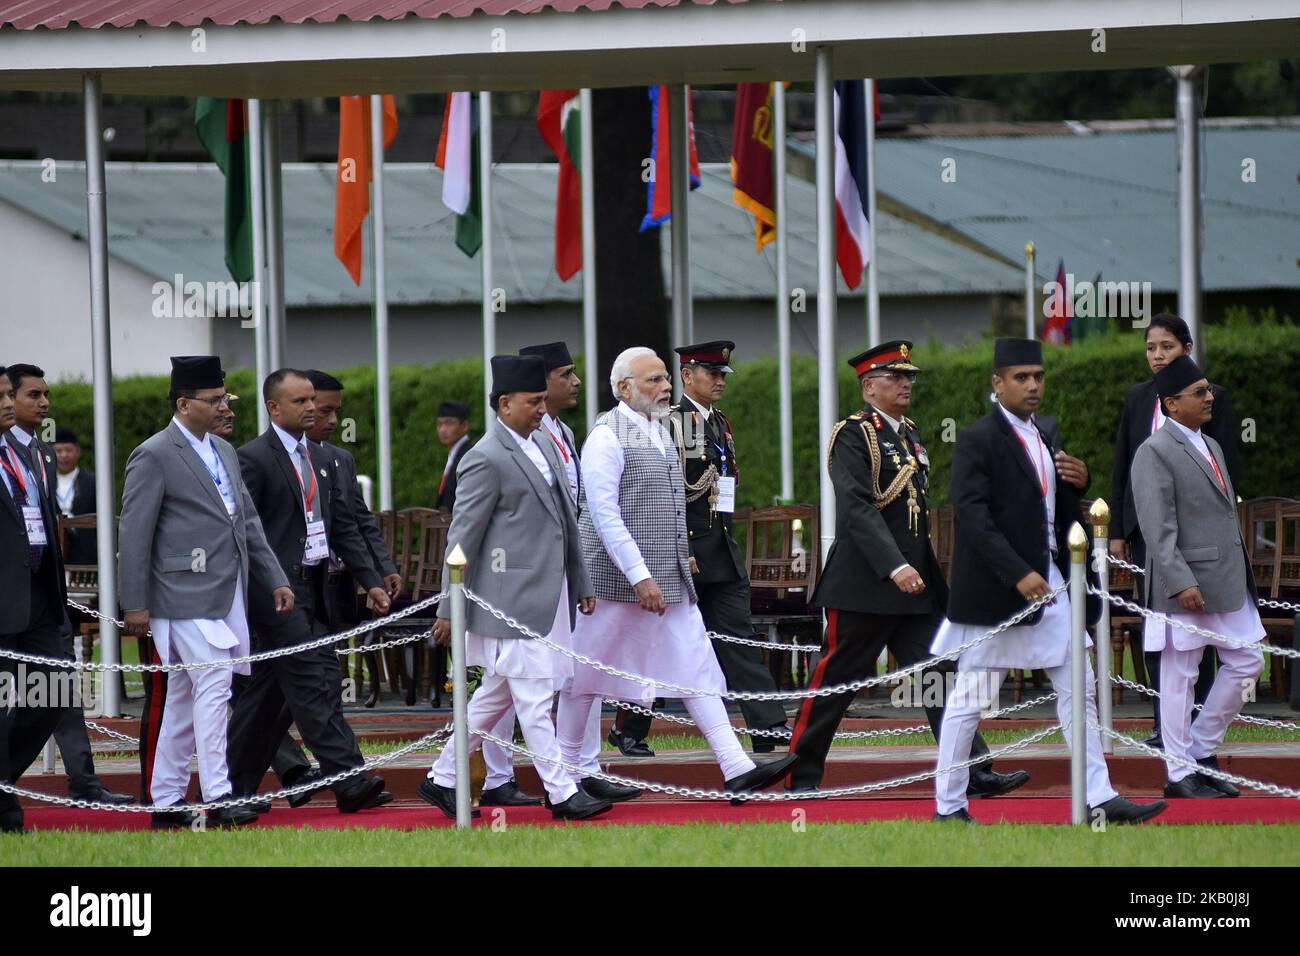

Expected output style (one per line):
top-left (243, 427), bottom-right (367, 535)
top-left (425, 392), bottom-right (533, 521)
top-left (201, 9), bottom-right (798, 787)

top-left (334, 95), bottom-right (399, 285)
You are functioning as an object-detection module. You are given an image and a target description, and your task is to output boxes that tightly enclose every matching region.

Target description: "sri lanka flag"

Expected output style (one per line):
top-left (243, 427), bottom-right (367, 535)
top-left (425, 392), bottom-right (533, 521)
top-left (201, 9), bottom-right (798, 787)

top-left (833, 80), bottom-right (870, 290)
top-left (640, 84), bottom-right (701, 232)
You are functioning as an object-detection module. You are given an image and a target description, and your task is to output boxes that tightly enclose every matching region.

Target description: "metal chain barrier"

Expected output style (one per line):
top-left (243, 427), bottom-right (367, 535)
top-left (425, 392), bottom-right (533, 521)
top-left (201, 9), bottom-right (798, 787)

top-left (473, 723), bottom-right (1063, 802)
top-left (3, 727), bottom-right (453, 814)
top-left (704, 631), bottom-right (818, 653)
top-left (11, 593), bottom-right (446, 674)
top-left (1103, 553), bottom-right (1300, 614)
top-left (1089, 586), bottom-right (1300, 659)
top-left (462, 583), bottom-right (1066, 702)
top-left (83, 721), bottom-right (141, 747)
top-left (1109, 674), bottom-right (1300, 730)
top-left (602, 690), bottom-right (1059, 741)
top-left (1090, 720), bottom-right (1300, 800)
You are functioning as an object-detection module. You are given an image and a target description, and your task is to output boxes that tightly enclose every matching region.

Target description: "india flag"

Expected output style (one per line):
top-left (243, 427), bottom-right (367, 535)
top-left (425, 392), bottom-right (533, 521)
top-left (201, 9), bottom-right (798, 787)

top-left (435, 91), bottom-right (482, 257)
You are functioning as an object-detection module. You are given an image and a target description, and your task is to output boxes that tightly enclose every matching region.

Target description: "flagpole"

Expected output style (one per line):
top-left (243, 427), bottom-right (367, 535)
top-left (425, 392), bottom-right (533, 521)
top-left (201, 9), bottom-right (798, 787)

top-left (773, 81), bottom-right (793, 504)
top-left (815, 47), bottom-right (837, 564)
top-left (480, 90), bottom-right (495, 421)
top-left (1024, 241), bottom-right (1036, 338)
top-left (669, 83), bottom-right (693, 389)
top-left (248, 98), bottom-right (270, 432)
top-left (264, 100), bottom-right (287, 369)
top-left (863, 78), bottom-right (880, 348)
top-left (1172, 65), bottom-right (1204, 367)
top-left (580, 87), bottom-right (598, 434)
top-left (370, 94), bottom-right (393, 512)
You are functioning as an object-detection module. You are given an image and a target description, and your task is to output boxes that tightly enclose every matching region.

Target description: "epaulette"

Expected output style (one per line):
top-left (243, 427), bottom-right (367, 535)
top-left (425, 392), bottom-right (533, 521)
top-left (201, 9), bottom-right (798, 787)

top-left (869, 410), bottom-right (884, 431)
top-left (848, 410), bottom-right (868, 422)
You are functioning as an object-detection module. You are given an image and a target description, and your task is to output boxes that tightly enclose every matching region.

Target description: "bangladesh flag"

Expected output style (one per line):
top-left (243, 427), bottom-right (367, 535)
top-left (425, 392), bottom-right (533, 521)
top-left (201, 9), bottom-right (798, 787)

top-left (537, 89), bottom-right (582, 281)
top-left (436, 92), bottom-right (482, 258)
top-left (194, 97), bottom-right (252, 283)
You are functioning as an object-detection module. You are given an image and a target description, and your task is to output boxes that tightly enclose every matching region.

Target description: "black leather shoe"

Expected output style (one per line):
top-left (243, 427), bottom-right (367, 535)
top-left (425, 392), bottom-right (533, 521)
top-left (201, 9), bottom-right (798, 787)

top-left (1195, 757), bottom-right (1240, 797)
top-left (1164, 776), bottom-right (1224, 799)
top-left (480, 780), bottom-right (542, 807)
top-left (1142, 732), bottom-right (1163, 750)
top-left (967, 768), bottom-right (1031, 798)
top-left (785, 784), bottom-right (828, 801)
top-left (725, 753), bottom-right (799, 805)
top-left (417, 779), bottom-right (480, 819)
top-left (336, 775), bottom-right (393, 813)
top-left (1092, 795), bottom-right (1169, 823)
top-left (933, 808), bottom-right (977, 823)
top-left (550, 788), bottom-right (613, 821)
top-left (285, 769), bottom-right (327, 809)
top-left (580, 776), bottom-right (642, 803)
top-left (237, 793), bottom-right (272, 814)
top-left (0, 811), bottom-right (27, 834)
top-left (607, 728), bottom-right (655, 758)
top-left (71, 785), bottom-right (135, 806)
top-left (751, 723), bottom-right (789, 754)
top-left (209, 804), bottom-right (261, 827)
top-left (151, 801), bottom-right (200, 830)
top-left (364, 684), bottom-right (380, 708)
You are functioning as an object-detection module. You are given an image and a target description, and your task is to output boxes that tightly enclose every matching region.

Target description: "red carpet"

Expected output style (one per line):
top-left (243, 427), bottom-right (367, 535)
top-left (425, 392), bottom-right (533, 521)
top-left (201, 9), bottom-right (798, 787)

top-left (22, 797), bottom-right (1300, 831)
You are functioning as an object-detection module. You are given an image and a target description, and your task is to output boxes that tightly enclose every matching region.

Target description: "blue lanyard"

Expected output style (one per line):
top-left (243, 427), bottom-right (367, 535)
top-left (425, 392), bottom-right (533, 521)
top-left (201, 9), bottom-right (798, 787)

top-left (711, 440), bottom-right (729, 477)
top-left (200, 445), bottom-right (225, 490)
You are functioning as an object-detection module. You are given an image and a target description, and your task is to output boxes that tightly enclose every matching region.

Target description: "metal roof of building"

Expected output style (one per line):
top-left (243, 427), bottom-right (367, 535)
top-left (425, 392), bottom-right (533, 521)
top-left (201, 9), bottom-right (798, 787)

top-left (791, 124), bottom-right (1300, 292)
top-left (0, 158), bottom-right (1021, 307)
top-left (0, 0), bottom-right (754, 30)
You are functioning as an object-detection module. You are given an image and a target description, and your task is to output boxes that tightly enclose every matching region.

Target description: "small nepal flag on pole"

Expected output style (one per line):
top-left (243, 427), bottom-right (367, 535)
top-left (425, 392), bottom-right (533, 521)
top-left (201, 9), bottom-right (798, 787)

top-left (640, 84), bottom-right (701, 232)
top-left (537, 89), bottom-right (583, 281)
top-left (1042, 259), bottom-right (1073, 345)
top-left (832, 80), bottom-right (871, 290)
top-left (730, 82), bottom-right (776, 252)
top-left (334, 94), bottom-right (398, 285)
top-left (436, 91), bottom-right (483, 258)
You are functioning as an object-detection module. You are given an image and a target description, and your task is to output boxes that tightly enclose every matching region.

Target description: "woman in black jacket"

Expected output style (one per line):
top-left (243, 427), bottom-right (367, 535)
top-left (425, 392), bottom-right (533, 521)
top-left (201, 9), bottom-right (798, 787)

top-left (1108, 314), bottom-right (1241, 746)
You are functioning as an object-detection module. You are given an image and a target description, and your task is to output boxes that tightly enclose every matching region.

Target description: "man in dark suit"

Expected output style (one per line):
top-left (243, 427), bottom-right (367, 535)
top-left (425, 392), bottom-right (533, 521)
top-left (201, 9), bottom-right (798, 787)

top-left (435, 400), bottom-right (473, 513)
top-left (785, 342), bottom-right (1025, 795)
top-left (52, 428), bottom-right (97, 566)
top-left (931, 338), bottom-right (1165, 825)
top-left (612, 341), bottom-right (790, 757)
top-left (4, 366), bottom-right (131, 808)
top-left (0, 366), bottom-right (76, 833)
top-left (306, 370), bottom-right (401, 708)
top-left (227, 368), bottom-right (395, 813)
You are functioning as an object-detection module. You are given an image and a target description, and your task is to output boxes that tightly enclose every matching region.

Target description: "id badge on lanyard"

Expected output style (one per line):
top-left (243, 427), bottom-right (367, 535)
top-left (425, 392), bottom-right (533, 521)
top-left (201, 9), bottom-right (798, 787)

top-left (23, 505), bottom-right (48, 546)
top-left (304, 519), bottom-right (329, 562)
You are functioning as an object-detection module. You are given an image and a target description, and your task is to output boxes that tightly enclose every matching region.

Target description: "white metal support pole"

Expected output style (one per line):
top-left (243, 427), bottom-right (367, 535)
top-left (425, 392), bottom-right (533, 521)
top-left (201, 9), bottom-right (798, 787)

top-left (83, 72), bottom-right (120, 717)
top-left (773, 80), bottom-right (793, 503)
top-left (447, 545), bottom-right (471, 828)
top-left (1091, 500), bottom-right (1114, 754)
top-left (1068, 522), bottom-right (1089, 825)
top-left (863, 78), bottom-right (880, 348)
top-left (668, 83), bottom-right (693, 390)
top-left (815, 47), bottom-right (837, 563)
top-left (370, 95), bottom-right (394, 511)
top-left (264, 100), bottom-right (286, 369)
top-left (480, 91), bottom-right (496, 422)
top-left (1025, 241), bottom-right (1036, 339)
top-left (580, 87), bottom-right (598, 434)
top-left (1173, 66), bottom-right (1205, 367)
top-left (248, 98), bottom-right (270, 432)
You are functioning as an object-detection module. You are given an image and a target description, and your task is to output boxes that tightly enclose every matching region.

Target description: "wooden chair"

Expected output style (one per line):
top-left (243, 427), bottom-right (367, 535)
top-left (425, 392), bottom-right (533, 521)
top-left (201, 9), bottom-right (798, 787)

top-left (411, 510), bottom-right (453, 705)
top-left (738, 504), bottom-right (822, 691)
top-left (1242, 497), bottom-right (1299, 700)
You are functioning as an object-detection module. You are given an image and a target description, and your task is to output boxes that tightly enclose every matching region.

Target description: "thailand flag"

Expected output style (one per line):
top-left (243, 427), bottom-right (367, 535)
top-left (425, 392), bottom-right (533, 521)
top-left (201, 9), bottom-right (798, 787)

top-left (833, 80), bottom-right (871, 290)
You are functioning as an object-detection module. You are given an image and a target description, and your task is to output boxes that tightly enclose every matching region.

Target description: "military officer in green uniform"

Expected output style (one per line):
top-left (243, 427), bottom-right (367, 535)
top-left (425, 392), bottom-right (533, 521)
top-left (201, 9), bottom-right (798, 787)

top-left (786, 341), bottom-right (1030, 794)
top-left (608, 341), bottom-right (790, 756)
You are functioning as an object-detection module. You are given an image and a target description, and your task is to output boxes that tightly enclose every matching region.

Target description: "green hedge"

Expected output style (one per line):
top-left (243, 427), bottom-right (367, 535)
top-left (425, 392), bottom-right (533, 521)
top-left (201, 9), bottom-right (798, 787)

top-left (48, 319), bottom-right (1300, 516)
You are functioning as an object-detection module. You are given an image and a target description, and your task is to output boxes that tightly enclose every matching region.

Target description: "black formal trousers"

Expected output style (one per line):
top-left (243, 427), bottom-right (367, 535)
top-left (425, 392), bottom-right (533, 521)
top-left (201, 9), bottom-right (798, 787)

top-left (226, 566), bottom-right (365, 798)
top-left (786, 608), bottom-right (992, 790)
top-left (51, 626), bottom-right (102, 793)
top-left (1127, 533), bottom-right (1216, 730)
top-left (0, 575), bottom-right (68, 821)
top-left (136, 630), bottom-right (165, 802)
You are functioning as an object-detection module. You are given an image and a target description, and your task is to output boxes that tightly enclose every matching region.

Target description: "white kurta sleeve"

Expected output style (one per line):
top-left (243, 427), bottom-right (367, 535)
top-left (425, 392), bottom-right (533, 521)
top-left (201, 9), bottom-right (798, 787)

top-left (582, 423), bottom-right (651, 587)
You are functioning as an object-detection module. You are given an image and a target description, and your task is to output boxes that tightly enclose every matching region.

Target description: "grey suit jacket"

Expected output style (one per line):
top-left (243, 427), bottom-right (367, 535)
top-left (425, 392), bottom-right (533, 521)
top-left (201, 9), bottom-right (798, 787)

top-left (1131, 419), bottom-right (1257, 614)
top-left (436, 418), bottom-right (592, 640)
top-left (119, 420), bottom-right (288, 620)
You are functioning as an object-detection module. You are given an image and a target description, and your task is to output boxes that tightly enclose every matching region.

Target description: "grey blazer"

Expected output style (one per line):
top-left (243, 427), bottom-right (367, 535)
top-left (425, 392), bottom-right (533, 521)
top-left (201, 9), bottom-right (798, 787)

top-left (1131, 420), bottom-right (1257, 614)
top-left (119, 420), bottom-right (288, 619)
top-left (436, 418), bottom-right (592, 640)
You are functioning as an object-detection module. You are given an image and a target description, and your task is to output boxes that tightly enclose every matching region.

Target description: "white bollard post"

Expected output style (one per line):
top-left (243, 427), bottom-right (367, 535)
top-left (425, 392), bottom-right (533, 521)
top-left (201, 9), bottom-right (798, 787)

top-left (42, 736), bottom-right (56, 773)
top-left (446, 543), bottom-right (472, 829)
top-left (1090, 499), bottom-right (1113, 754)
top-left (1068, 522), bottom-right (1088, 825)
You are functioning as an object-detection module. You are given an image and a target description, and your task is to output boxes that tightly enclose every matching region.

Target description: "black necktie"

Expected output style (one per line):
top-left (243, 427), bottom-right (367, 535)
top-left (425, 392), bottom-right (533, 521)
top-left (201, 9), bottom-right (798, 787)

top-left (4, 444), bottom-right (45, 568)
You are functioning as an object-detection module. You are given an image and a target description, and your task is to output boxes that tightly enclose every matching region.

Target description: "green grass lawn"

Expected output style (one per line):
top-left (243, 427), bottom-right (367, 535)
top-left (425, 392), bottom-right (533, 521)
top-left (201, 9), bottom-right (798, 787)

top-left (8, 820), bottom-right (1299, 867)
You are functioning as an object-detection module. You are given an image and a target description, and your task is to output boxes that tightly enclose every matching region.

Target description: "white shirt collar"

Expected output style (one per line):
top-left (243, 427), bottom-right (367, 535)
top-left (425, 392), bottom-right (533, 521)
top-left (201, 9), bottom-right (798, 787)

top-left (541, 413), bottom-right (563, 435)
top-left (997, 401), bottom-right (1038, 434)
top-left (497, 416), bottom-right (534, 450)
top-left (1169, 416), bottom-right (1210, 455)
top-left (271, 421), bottom-right (307, 457)
top-left (9, 425), bottom-right (34, 446)
top-left (682, 394), bottom-right (712, 420)
top-left (873, 406), bottom-right (903, 435)
top-left (449, 433), bottom-right (469, 455)
top-left (57, 467), bottom-right (78, 487)
top-left (172, 416), bottom-right (214, 454)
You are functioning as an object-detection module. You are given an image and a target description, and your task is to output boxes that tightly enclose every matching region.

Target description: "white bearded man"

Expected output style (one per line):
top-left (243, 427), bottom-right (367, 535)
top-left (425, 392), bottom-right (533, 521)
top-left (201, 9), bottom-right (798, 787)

top-left (555, 347), bottom-right (797, 798)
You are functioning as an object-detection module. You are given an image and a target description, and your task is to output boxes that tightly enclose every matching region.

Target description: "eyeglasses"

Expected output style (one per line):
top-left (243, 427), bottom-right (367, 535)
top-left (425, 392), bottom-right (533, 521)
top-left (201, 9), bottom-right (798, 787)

top-left (867, 371), bottom-right (917, 384)
top-left (193, 394), bottom-right (234, 407)
top-left (1174, 385), bottom-right (1214, 400)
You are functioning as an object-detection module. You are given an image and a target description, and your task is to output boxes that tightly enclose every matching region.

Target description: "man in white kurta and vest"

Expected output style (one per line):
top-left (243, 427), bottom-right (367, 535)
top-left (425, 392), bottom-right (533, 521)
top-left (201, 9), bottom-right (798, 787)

top-left (119, 356), bottom-right (293, 828)
top-left (470, 342), bottom-right (640, 808)
top-left (931, 339), bottom-right (1166, 825)
top-left (556, 347), bottom-right (797, 798)
top-left (421, 355), bottom-right (613, 821)
top-left (1132, 355), bottom-right (1264, 798)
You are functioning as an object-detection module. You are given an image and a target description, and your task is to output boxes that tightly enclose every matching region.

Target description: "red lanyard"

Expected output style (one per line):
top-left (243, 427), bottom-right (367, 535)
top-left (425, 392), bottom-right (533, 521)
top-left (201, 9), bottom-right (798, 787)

top-left (1, 445), bottom-right (28, 496)
top-left (1199, 445), bottom-right (1226, 491)
top-left (1151, 397), bottom-right (1164, 436)
top-left (545, 423), bottom-right (570, 463)
top-left (1012, 425), bottom-right (1049, 498)
top-left (292, 445), bottom-right (318, 515)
